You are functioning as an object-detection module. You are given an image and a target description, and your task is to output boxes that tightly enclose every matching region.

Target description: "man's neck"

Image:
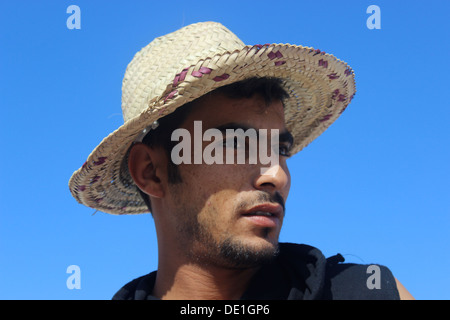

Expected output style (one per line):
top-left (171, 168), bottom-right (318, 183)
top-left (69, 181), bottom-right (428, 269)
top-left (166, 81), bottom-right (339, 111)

top-left (152, 262), bottom-right (258, 300)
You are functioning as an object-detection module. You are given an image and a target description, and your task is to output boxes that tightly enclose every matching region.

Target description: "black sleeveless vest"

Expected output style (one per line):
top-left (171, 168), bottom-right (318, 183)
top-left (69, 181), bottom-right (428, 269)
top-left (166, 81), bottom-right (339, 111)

top-left (112, 242), bottom-right (400, 300)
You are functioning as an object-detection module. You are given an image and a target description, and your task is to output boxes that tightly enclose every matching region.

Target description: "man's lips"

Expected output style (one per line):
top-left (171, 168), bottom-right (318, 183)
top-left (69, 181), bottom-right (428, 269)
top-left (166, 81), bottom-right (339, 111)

top-left (241, 203), bottom-right (283, 228)
top-left (242, 203), bottom-right (283, 218)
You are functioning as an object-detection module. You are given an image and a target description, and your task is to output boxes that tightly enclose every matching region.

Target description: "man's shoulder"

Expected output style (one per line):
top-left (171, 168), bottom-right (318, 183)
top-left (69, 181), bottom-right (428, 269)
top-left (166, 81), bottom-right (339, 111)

top-left (278, 242), bottom-right (400, 300)
top-left (324, 260), bottom-right (400, 299)
top-left (112, 271), bottom-right (157, 300)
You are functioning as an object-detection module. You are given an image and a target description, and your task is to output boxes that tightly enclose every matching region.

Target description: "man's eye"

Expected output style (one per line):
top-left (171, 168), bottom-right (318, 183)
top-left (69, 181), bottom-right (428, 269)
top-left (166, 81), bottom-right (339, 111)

top-left (278, 144), bottom-right (292, 157)
top-left (221, 138), bottom-right (291, 157)
top-left (223, 137), bottom-right (244, 149)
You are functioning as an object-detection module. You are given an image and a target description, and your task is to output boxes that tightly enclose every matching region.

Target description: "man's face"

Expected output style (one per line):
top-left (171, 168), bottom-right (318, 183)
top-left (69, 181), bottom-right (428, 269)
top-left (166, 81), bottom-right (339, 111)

top-left (164, 92), bottom-right (292, 269)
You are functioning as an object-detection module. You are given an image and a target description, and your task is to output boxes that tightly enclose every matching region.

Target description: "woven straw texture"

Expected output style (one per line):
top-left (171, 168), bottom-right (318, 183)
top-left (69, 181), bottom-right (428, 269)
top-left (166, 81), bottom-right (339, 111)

top-left (68, 21), bottom-right (356, 215)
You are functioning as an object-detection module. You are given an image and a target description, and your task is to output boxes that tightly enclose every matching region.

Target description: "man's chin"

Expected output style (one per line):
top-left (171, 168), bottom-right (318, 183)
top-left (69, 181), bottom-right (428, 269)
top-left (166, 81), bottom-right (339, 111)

top-left (217, 237), bottom-right (280, 269)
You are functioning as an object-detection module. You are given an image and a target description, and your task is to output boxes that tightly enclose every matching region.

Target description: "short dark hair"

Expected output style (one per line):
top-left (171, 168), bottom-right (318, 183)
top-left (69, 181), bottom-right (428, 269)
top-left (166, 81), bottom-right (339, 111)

top-left (137, 77), bottom-right (289, 213)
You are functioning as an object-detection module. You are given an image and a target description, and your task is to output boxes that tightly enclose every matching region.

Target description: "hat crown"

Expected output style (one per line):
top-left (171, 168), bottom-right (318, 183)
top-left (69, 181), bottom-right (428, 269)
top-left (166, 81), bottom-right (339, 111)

top-left (121, 22), bottom-right (245, 122)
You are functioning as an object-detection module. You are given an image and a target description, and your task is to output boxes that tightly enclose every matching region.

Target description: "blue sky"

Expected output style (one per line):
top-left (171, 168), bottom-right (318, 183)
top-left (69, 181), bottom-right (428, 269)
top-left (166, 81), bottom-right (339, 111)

top-left (1, 0), bottom-right (449, 300)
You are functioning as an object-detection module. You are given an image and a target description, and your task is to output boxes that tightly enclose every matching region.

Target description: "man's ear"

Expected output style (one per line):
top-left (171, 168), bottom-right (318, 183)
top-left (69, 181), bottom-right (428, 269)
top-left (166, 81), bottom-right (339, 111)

top-left (128, 143), bottom-right (165, 199)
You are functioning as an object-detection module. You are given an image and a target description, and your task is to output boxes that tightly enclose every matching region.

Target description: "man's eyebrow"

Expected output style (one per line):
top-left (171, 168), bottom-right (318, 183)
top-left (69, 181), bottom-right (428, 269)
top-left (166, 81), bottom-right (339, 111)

top-left (212, 122), bottom-right (294, 146)
top-left (213, 122), bottom-right (253, 133)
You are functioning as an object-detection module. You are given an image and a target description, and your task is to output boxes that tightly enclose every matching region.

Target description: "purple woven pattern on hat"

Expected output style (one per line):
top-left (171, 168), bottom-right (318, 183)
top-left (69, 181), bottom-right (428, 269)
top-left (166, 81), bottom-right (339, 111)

top-left (328, 73), bottom-right (340, 80)
top-left (213, 74), bottom-right (230, 82)
top-left (191, 66), bottom-right (213, 77)
top-left (318, 59), bottom-right (328, 68)
top-left (173, 68), bottom-right (190, 87)
top-left (268, 50), bottom-right (283, 60)
top-left (93, 157), bottom-right (107, 166)
top-left (164, 89), bottom-right (178, 102)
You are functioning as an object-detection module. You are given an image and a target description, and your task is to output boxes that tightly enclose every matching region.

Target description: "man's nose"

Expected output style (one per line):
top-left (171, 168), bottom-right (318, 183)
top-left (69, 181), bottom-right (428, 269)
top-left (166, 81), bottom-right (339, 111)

top-left (253, 164), bottom-right (289, 193)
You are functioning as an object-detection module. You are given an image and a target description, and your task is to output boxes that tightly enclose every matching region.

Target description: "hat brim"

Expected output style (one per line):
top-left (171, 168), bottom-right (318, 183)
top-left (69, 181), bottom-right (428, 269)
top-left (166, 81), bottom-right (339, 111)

top-left (69, 43), bottom-right (356, 214)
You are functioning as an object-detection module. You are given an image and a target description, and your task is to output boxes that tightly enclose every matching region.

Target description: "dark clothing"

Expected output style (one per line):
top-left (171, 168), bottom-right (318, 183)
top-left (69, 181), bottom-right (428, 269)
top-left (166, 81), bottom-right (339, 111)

top-left (112, 243), bottom-right (400, 300)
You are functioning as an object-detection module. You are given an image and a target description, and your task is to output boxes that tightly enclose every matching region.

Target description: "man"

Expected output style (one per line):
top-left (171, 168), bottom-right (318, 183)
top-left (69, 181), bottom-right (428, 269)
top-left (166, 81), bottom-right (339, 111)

top-left (69, 22), bottom-right (414, 300)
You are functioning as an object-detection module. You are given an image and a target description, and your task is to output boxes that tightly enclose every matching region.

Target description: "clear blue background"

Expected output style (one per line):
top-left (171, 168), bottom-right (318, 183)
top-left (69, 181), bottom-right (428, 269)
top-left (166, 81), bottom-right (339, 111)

top-left (1, 0), bottom-right (448, 300)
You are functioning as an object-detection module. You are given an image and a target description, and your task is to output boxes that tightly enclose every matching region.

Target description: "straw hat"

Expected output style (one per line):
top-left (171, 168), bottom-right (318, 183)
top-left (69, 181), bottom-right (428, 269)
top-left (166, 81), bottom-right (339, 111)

top-left (68, 21), bottom-right (356, 215)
